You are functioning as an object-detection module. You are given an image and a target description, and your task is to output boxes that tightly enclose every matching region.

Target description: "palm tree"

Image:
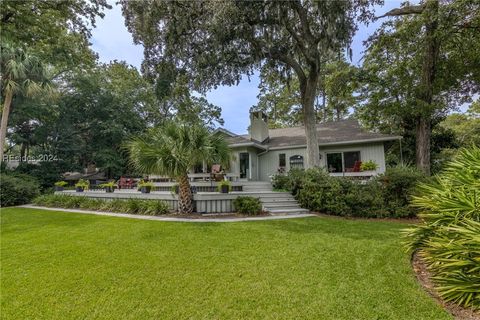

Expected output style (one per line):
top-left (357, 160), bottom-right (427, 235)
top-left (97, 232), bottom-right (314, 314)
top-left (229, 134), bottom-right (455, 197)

top-left (1, 42), bottom-right (52, 161)
top-left (125, 122), bottom-right (231, 214)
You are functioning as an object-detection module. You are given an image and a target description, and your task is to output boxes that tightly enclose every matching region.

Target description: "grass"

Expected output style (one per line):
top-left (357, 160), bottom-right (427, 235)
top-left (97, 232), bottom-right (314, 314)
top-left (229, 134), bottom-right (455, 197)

top-left (1, 208), bottom-right (451, 319)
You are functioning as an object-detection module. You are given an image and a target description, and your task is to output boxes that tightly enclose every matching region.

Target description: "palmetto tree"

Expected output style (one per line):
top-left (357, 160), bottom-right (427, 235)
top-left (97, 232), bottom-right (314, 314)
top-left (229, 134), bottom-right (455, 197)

top-left (126, 122), bottom-right (231, 214)
top-left (1, 42), bottom-right (52, 161)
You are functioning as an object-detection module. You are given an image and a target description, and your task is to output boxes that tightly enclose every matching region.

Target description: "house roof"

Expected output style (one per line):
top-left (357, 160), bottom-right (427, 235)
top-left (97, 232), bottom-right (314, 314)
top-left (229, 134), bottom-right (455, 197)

top-left (63, 171), bottom-right (106, 181)
top-left (225, 119), bottom-right (401, 150)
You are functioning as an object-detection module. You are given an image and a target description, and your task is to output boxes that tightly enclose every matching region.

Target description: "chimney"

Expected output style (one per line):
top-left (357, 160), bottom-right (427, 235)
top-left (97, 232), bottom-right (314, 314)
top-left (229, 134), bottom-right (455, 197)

top-left (249, 111), bottom-right (269, 142)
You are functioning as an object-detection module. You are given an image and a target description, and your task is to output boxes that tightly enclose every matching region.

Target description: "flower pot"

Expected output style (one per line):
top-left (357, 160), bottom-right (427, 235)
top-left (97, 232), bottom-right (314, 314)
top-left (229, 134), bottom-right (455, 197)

top-left (55, 186), bottom-right (64, 192)
top-left (76, 187), bottom-right (84, 192)
top-left (141, 186), bottom-right (151, 194)
top-left (220, 185), bottom-right (229, 194)
top-left (105, 186), bottom-right (114, 193)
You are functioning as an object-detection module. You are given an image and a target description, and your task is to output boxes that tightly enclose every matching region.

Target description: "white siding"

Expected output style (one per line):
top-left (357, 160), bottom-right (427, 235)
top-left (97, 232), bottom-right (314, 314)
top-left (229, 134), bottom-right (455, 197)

top-left (256, 143), bottom-right (386, 181)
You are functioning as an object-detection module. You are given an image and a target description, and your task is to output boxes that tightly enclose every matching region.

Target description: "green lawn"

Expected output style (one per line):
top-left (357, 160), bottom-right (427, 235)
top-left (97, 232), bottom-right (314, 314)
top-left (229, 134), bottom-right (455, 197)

top-left (1, 208), bottom-right (450, 319)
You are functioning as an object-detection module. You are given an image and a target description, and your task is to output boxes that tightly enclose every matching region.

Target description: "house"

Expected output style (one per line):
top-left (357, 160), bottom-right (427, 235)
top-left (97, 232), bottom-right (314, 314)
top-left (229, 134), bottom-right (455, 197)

top-left (63, 165), bottom-right (106, 186)
top-left (216, 111), bottom-right (401, 181)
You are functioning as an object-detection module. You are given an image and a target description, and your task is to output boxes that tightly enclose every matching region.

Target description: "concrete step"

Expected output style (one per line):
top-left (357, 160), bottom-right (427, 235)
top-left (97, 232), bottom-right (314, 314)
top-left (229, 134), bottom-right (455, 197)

top-left (263, 203), bottom-right (301, 209)
top-left (268, 208), bottom-right (310, 215)
top-left (261, 199), bottom-right (297, 204)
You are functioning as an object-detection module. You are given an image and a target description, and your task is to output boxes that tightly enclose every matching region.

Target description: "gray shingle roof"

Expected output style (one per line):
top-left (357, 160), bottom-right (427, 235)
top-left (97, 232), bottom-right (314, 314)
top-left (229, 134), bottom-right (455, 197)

top-left (225, 119), bottom-right (400, 149)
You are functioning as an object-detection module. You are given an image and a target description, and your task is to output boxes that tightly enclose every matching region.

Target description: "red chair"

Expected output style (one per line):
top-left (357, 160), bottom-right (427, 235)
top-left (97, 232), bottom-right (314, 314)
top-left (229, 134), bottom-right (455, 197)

top-left (353, 161), bottom-right (362, 172)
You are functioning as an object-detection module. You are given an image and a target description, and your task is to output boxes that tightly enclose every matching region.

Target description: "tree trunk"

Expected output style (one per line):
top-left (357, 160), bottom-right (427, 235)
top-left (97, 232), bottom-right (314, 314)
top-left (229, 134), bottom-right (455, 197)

top-left (415, 0), bottom-right (439, 175)
top-left (177, 173), bottom-right (193, 214)
top-left (0, 89), bottom-right (13, 162)
top-left (301, 73), bottom-right (320, 168)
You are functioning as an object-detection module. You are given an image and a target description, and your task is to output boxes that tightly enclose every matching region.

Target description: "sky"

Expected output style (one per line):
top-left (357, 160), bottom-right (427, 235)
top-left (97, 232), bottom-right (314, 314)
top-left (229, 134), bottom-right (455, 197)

top-left (90, 1), bottom-right (405, 134)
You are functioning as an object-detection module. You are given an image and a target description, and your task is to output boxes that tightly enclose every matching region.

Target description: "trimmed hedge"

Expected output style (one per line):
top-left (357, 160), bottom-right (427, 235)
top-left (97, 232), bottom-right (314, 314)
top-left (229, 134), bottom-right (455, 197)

top-left (233, 196), bottom-right (262, 215)
top-left (33, 194), bottom-right (170, 216)
top-left (1, 174), bottom-right (40, 207)
top-left (273, 166), bottom-right (424, 218)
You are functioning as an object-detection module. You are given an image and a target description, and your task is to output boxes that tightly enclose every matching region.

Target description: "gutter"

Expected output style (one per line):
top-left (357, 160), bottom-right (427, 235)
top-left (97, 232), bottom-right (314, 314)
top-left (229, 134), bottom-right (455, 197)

top-left (267, 136), bottom-right (402, 151)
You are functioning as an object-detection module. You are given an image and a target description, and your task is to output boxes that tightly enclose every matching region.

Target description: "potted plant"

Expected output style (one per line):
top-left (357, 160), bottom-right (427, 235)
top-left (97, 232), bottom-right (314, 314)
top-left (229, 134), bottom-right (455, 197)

top-left (138, 180), bottom-right (154, 194)
top-left (360, 160), bottom-right (378, 172)
top-left (54, 181), bottom-right (68, 191)
top-left (170, 184), bottom-right (179, 195)
top-left (217, 180), bottom-right (232, 194)
top-left (99, 181), bottom-right (116, 193)
top-left (75, 179), bottom-right (89, 192)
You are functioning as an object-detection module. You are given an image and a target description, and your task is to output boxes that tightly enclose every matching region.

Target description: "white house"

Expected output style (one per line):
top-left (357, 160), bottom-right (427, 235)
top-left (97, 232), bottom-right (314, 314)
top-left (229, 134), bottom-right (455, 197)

top-left (217, 111), bottom-right (401, 181)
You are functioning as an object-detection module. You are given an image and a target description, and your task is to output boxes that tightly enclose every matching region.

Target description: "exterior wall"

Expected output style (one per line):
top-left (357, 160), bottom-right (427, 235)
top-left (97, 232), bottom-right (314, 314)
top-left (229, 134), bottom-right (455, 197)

top-left (229, 147), bottom-right (261, 180)
top-left (256, 142), bottom-right (386, 181)
top-left (258, 147), bottom-right (307, 181)
top-left (319, 142), bottom-right (386, 173)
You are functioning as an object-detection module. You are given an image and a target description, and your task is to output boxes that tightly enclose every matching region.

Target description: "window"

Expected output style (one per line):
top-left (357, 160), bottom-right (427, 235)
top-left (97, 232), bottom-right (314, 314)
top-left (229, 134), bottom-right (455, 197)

top-left (279, 153), bottom-right (286, 167)
top-left (289, 155), bottom-right (304, 169)
top-left (327, 151), bottom-right (361, 173)
top-left (343, 151), bottom-right (360, 172)
top-left (326, 153), bottom-right (342, 172)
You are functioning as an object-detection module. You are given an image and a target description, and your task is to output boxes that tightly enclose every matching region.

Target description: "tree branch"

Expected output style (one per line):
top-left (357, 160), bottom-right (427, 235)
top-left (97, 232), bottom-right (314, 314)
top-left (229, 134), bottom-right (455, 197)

top-left (375, 4), bottom-right (426, 20)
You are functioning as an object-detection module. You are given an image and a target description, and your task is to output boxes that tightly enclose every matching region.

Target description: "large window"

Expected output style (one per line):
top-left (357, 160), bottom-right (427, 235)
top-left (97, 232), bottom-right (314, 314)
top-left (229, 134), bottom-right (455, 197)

top-left (279, 153), bottom-right (286, 167)
top-left (289, 155), bottom-right (304, 169)
top-left (326, 151), bottom-right (361, 173)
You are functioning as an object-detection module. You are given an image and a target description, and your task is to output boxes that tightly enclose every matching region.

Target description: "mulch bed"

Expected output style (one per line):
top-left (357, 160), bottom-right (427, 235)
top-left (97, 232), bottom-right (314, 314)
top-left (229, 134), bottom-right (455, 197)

top-left (310, 211), bottom-right (420, 224)
top-left (164, 212), bottom-right (271, 219)
top-left (412, 253), bottom-right (479, 320)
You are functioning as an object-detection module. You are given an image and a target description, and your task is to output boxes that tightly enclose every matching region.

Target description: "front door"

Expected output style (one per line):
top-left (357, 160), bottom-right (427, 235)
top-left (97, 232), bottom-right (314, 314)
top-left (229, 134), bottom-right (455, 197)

top-left (239, 152), bottom-right (249, 179)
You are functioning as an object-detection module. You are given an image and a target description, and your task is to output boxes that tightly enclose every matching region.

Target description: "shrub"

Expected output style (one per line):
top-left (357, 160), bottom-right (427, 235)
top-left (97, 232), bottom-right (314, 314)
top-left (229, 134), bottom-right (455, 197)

top-left (271, 174), bottom-right (289, 191)
top-left (75, 179), bottom-right (89, 189)
top-left (404, 146), bottom-right (480, 309)
top-left (360, 160), bottom-right (378, 171)
top-left (32, 194), bottom-right (170, 215)
top-left (233, 196), bottom-right (262, 215)
top-left (376, 166), bottom-right (426, 217)
top-left (343, 182), bottom-right (386, 218)
top-left (217, 180), bottom-right (232, 192)
top-left (0, 174), bottom-right (40, 207)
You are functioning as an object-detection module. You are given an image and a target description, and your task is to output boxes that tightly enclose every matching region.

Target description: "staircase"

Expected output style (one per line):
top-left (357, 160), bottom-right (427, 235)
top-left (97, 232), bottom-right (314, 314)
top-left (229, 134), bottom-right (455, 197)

top-left (242, 182), bottom-right (309, 215)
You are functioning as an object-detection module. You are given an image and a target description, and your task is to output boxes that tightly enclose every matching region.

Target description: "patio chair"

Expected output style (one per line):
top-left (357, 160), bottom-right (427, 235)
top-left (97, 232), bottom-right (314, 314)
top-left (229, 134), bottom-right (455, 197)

top-left (353, 161), bottom-right (362, 172)
top-left (211, 164), bottom-right (224, 181)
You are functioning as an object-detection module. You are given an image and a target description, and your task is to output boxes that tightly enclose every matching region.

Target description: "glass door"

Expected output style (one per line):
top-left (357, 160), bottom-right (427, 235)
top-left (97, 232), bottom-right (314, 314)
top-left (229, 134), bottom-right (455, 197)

top-left (239, 152), bottom-right (249, 179)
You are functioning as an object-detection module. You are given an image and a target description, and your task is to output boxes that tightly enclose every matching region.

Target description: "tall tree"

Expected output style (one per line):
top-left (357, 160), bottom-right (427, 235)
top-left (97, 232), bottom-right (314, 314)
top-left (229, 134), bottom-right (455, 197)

top-left (0, 43), bottom-right (52, 162)
top-left (121, 0), bottom-right (377, 168)
top-left (365, 0), bottom-right (480, 174)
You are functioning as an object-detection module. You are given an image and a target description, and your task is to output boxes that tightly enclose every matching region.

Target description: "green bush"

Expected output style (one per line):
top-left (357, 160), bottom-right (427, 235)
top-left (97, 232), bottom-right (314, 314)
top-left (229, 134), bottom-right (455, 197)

top-left (360, 160), bottom-right (378, 171)
top-left (32, 194), bottom-right (170, 215)
top-left (271, 174), bottom-right (289, 191)
top-left (404, 147), bottom-right (480, 309)
top-left (289, 166), bottom-right (423, 218)
top-left (233, 196), bottom-right (262, 215)
top-left (0, 174), bottom-right (40, 207)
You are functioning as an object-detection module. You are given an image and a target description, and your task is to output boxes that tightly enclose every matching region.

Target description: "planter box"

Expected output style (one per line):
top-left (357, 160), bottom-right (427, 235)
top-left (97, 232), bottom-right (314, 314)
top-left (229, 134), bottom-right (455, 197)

top-left (220, 185), bottom-right (230, 194)
top-left (54, 186), bottom-right (64, 192)
top-left (105, 186), bottom-right (114, 193)
top-left (75, 187), bottom-right (84, 192)
top-left (141, 186), bottom-right (152, 194)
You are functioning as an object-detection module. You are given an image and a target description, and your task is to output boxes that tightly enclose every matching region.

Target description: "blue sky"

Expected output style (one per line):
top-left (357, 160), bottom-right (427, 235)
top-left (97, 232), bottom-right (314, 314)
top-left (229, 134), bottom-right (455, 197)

top-left (91, 1), bottom-right (404, 134)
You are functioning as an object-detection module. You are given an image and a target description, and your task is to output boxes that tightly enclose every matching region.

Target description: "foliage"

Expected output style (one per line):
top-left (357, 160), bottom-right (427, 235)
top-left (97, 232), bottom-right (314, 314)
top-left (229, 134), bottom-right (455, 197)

top-left (282, 167), bottom-right (424, 218)
top-left (233, 196), bottom-right (262, 215)
top-left (271, 174), bottom-right (290, 191)
top-left (357, 1), bottom-right (480, 174)
top-left (121, 0), bottom-right (379, 167)
top-left (0, 173), bottom-right (40, 207)
top-left (404, 146), bottom-right (480, 309)
top-left (138, 180), bottom-right (154, 188)
top-left (99, 181), bottom-right (116, 188)
top-left (360, 160), bottom-right (378, 171)
top-left (14, 162), bottom-right (70, 191)
top-left (440, 101), bottom-right (480, 147)
top-left (54, 181), bottom-right (68, 187)
top-left (126, 121), bottom-right (231, 213)
top-left (32, 194), bottom-right (170, 216)
top-left (75, 179), bottom-right (89, 189)
top-left (217, 180), bottom-right (232, 192)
